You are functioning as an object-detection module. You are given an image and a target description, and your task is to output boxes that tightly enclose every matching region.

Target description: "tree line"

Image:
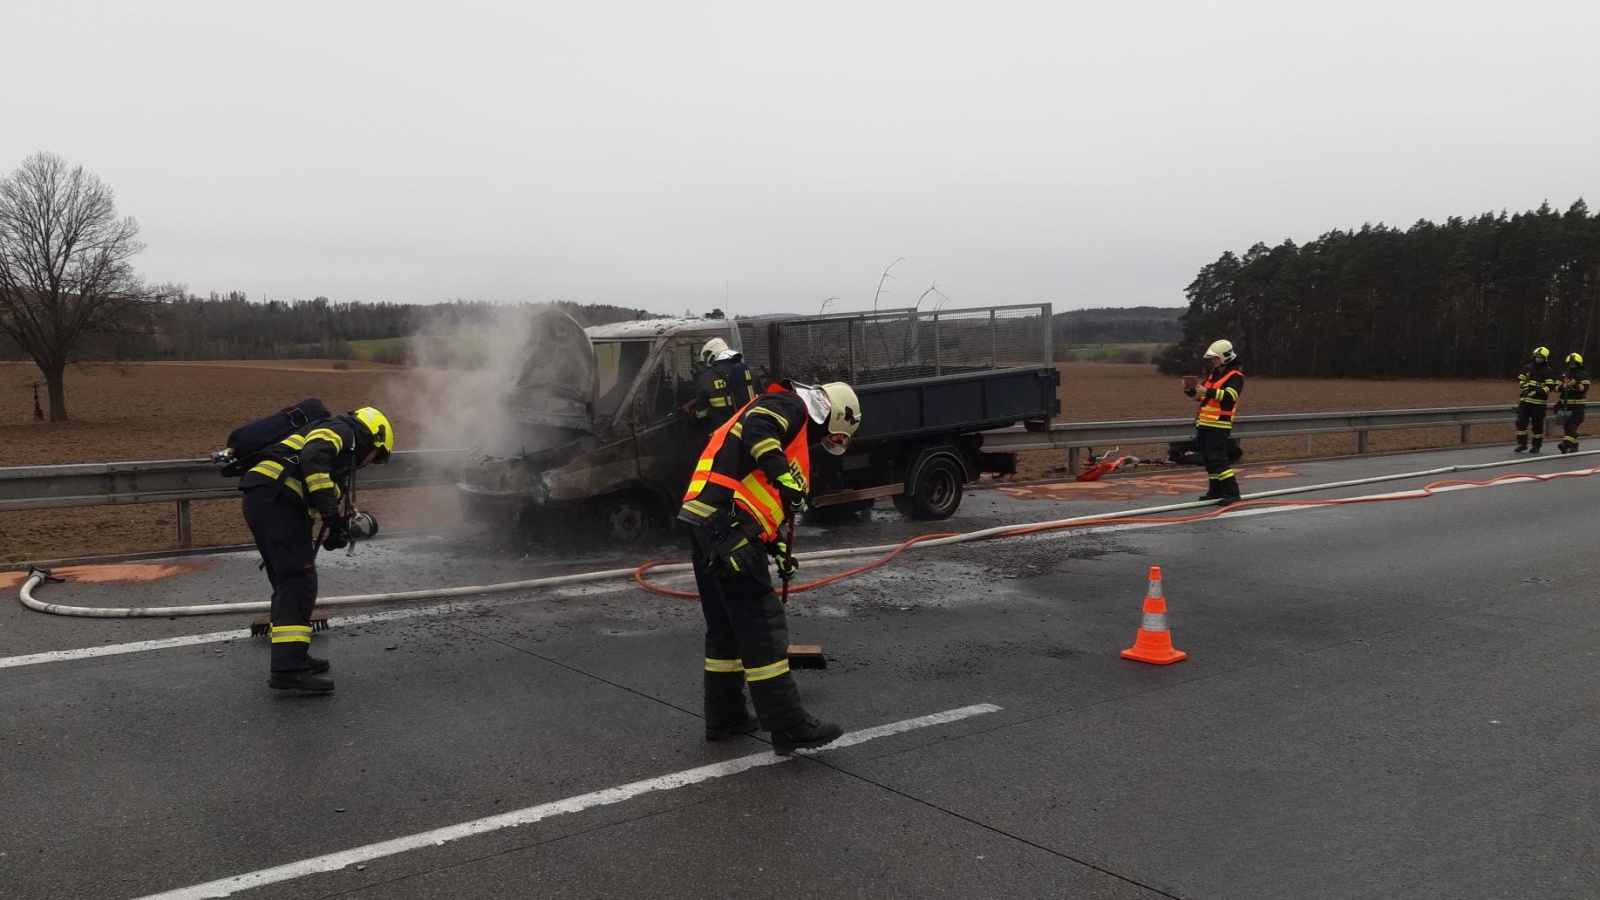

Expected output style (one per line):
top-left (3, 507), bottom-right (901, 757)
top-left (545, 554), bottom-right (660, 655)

top-left (0, 294), bottom-right (653, 363)
top-left (1157, 200), bottom-right (1600, 377)
top-left (1052, 306), bottom-right (1183, 345)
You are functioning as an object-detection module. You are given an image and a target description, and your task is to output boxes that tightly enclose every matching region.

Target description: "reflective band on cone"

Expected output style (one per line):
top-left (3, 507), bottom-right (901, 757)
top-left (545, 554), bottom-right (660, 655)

top-left (1120, 565), bottom-right (1187, 665)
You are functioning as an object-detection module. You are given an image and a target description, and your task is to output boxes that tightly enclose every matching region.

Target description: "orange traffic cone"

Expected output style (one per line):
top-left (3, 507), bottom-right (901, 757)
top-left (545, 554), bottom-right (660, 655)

top-left (1120, 566), bottom-right (1187, 665)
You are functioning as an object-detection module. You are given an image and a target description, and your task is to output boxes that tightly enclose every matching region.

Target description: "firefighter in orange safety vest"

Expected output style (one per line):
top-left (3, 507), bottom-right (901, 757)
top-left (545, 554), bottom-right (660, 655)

top-left (1184, 340), bottom-right (1244, 503)
top-left (677, 380), bottom-right (861, 756)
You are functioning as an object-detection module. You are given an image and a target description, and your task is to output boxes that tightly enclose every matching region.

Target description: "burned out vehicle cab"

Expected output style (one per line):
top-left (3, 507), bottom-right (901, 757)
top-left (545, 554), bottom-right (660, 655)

top-left (457, 311), bottom-right (744, 546)
top-left (460, 304), bottom-right (1059, 547)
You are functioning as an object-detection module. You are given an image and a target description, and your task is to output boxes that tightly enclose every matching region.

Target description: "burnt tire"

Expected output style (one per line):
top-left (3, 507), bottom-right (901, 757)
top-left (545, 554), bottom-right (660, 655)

top-left (595, 495), bottom-right (655, 549)
top-left (898, 455), bottom-right (964, 520)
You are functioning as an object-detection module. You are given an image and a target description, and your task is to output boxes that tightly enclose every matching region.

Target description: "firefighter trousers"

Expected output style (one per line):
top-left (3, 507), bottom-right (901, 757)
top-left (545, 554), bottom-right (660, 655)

top-left (242, 485), bottom-right (320, 673)
top-left (1196, 425), bottom-right (1240, 498)
top-left (689, 525), bottom-right (807, 733)
top-left (1515, 401), bottom-right (1548, 449)
top-left (1561, 405), bottom-right (1585, 451)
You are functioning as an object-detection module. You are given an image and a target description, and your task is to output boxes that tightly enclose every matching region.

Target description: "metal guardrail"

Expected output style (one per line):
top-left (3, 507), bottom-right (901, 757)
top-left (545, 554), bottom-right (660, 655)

top-left (981, 405), bottom-right (1517, 468)
top-left (0, 450), bottom-right (463, 546)
top-left (0, 406), bottom-right (1524, 547)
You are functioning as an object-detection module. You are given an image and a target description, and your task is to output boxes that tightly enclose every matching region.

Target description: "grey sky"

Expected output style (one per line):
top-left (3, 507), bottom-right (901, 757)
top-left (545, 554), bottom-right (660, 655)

top-left (4, 0), bottom-right (1596, 317)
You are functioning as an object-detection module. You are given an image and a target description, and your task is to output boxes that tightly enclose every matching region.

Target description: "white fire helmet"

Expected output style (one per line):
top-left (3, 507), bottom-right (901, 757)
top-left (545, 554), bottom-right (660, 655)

top-left (700, 338), bottom-right (730, 367)
top-left (794, 382), bottom-right (863, 456)
top-left (1204, 340), bottom-right (1236, 364)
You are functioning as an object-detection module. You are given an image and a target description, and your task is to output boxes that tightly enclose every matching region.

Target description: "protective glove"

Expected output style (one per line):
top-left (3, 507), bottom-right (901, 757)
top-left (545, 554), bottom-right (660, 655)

top-left (321, 516), bottom-right (350, 552)
top-left (769, 538), bottom-right (799, 581)
top-left (1182, 387), bottom-right (1197, 398)
top-left (1193, 387), bottom-right (1211, 399)
top-left (713, 532), bottom-right (767, 577)
top-left (773, 470), bottom-right (806, 513)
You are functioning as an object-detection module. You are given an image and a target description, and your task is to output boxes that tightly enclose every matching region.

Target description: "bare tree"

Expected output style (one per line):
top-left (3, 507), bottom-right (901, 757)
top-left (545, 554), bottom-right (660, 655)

top-left (0, 152), bottom-right (171, 421)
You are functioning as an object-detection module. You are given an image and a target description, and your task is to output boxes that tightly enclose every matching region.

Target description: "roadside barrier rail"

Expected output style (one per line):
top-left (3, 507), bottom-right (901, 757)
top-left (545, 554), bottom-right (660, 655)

top-left (0, 406), bottom-right (1519, 547)
top-left (0, 449), bottom-right (462, 546)
top-left (983, 405), bottom-right (1515, 469)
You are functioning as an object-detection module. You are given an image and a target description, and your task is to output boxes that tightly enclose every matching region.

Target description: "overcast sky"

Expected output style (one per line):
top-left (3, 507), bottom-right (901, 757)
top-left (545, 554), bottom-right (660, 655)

top-left (3, 0), bottom-right (1597, 317)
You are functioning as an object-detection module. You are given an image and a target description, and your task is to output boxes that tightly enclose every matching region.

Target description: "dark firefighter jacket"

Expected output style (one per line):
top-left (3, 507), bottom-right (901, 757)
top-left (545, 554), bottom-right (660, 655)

top-left (237, 418), bottom-right (361, 520)
top-left (1519, 360), bottom-right (1559, 404)
top-left (1559, 366), bottom-right (1590, 406)
top-left (692, 358), bottom-right (758, 425)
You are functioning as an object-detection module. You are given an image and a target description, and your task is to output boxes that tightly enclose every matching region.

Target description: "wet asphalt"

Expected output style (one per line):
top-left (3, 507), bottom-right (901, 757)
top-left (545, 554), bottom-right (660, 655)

top-left (3, 446), bottom-right (1598, 900)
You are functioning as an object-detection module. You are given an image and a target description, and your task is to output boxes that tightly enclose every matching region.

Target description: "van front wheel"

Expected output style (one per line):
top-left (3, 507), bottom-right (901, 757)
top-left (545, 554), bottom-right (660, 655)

top-left (595, 495), bottom-right (655, 548)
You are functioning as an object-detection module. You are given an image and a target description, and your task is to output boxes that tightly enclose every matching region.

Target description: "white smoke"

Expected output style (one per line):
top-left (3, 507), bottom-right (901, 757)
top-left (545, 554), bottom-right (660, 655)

top-left (381, 305), bottom-right (545, 458)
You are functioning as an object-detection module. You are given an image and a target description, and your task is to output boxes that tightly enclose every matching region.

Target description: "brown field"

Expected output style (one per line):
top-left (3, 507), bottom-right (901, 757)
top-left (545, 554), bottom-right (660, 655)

top-left (0, 360), bottom-right (1519, 562)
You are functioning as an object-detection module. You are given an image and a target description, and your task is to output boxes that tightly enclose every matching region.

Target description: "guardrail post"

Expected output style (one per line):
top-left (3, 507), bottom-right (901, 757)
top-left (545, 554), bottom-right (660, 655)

top-left (176, 500), bottom-right (192, 548)
top-left (1356, 430), bottom-right (1369, 454)
top-left (1066, 447), bottom-right (1080, 474)
top-left (1460, 423), bottom-right (1470, 444)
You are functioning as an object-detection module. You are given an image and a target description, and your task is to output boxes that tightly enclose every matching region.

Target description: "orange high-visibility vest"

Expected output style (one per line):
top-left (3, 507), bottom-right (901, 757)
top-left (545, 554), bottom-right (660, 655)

top-left (1196, 367), bottom-right (1242, 429)
top-left (682, 401), bottom-right (811, 542)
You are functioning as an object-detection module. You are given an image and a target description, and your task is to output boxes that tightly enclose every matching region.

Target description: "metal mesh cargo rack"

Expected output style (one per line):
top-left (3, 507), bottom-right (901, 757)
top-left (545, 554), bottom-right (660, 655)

top-left (744, 303), bottom-right (1053, 386)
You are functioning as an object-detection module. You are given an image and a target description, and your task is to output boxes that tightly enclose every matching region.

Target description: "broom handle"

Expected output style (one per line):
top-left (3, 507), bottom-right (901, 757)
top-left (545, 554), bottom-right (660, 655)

top-left (780, 516), bottom-right (796, 604)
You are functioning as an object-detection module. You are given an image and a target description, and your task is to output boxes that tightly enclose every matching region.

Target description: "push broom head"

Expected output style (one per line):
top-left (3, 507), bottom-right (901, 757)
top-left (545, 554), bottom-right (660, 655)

top-left (250, 610), bottom-right (329, 638)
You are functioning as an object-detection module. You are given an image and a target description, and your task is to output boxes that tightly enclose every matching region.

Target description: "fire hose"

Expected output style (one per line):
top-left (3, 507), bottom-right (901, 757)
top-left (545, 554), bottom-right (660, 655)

top-left (18, 453), bottom-right (1600, 619)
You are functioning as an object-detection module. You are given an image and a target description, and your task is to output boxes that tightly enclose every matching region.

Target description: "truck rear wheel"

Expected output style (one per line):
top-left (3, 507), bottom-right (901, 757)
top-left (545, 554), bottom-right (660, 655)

top-left (895, 455), bottom-right (964, 520)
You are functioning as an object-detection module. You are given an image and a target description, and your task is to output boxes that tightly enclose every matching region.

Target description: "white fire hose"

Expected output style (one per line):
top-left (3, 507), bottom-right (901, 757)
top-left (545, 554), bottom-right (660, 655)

top-left (19, 453), bottom-right (1600, 619)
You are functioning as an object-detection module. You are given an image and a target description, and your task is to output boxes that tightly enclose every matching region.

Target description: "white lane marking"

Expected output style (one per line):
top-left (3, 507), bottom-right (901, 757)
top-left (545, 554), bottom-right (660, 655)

top-left (0, 608), bottom-right (451, 670)
top-left (4, 470), bottom-right (1579, 672)
top-left (132, 703), bottom-right (1002, 900)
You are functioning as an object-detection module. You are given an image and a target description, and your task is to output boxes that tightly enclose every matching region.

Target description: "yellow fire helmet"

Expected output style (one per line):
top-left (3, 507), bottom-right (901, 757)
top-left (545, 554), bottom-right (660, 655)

top-left (1567, 352), bottom-right (1584, 366)
top-left (352, 407), bottom-right (394, 465)
top-left (1533, 346), bottom-right (1550, 360)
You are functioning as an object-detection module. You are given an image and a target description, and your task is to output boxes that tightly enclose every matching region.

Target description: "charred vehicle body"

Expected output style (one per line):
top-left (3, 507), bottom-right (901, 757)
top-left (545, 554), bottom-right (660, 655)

top-left (458, 304), bottom-right (1058, 545)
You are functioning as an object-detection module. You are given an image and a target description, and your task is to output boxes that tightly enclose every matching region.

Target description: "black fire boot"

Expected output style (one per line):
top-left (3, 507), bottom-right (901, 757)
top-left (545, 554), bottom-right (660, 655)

top-left (1514, 443), bottom-right (1527, 453)
top-left (269, 671), bottom-right (335, 693)
top-left (704, 671), bottom-right (757, 740)
top-left (706, 714), bottom-right (761, 741)
top-left (308, 657), bottom-right (331, 673)
top-left (1530, 441), bottom-right (1543, 455)
top-left (771, 715), bottom-right (844, 756)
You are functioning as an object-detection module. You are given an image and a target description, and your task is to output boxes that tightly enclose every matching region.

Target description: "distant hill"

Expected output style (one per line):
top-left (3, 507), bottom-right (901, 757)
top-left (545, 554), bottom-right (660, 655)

top-left (1052, 306), bottom-right (1183, 345)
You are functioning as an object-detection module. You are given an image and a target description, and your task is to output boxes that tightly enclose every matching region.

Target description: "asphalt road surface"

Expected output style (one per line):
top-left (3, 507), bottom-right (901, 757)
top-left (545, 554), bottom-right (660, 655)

top-left (3, 446), bottom-right (1598, 900)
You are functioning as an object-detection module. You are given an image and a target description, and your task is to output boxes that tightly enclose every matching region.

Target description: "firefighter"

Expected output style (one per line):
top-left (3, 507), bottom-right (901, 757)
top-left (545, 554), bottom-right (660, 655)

top-left (1184, 340), bottom-right (1244, 503)
top-left (1556, 352), bottom-right (1590, 453)
top-left (238, 407), bottom-right (395, 693)
top-left (1515, 346), bottom-right (1558, 453)
top-left (677, 380), bottom-right (861, 755)
top-left (687, 338), bottom-right (759, 428)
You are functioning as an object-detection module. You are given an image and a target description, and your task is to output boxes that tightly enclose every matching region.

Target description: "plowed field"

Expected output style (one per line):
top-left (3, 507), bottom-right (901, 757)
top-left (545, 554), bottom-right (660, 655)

top-left (0, 361), bottom-right (1518, 562)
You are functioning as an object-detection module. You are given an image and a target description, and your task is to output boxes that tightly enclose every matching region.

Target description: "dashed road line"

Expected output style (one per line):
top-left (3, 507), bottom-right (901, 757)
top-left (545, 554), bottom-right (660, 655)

top-left (131, 703), bottom-right (1003, 900)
